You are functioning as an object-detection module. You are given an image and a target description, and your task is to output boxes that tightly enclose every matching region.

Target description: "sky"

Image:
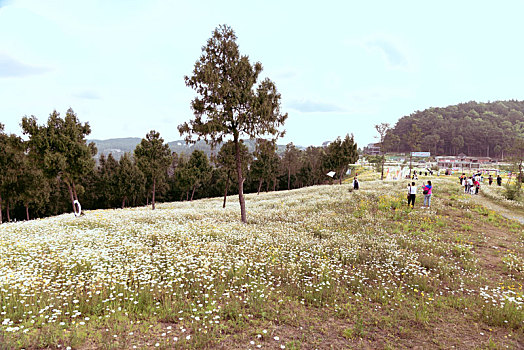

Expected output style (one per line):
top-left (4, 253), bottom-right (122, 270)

top-left (1, 0), bottom-right (524, 148)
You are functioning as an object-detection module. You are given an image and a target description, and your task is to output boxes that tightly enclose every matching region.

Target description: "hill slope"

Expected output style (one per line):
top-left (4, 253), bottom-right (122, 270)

top-left (386, 100), bottom-right (524, 157)
top-left (89, 137), bottom-right (291, 160)
top-left (0, 179), bottom-right (522, 348)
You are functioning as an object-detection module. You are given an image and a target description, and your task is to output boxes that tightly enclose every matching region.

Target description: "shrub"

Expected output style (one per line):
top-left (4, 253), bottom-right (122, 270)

top-left (503, 183), bottom-right (522, 201)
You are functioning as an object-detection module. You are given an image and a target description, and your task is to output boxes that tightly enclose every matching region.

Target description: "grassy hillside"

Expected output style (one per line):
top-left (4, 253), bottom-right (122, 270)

top-left (0, 178), bottom-right (522, 349)
top-left (386, 100), bottom-right (524, 157)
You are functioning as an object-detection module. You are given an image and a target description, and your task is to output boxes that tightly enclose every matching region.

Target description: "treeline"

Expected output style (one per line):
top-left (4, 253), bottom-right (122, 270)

top-left (384, 100), bottom-right (524, 157)
top-left (0, 110), bottom-right (358, 223)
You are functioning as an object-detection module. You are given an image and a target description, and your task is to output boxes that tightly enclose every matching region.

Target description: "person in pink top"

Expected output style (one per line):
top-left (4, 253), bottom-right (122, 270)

top-left (422, 180), bottom-right (432, 208)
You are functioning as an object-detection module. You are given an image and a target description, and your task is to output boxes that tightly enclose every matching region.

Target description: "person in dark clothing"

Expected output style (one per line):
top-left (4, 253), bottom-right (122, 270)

top-left (497, 175), bottom-right (502, 186)
top-left (407, 182), bottom-right (417, 208)
top-left (353, 177), bottom-right (359, 190)
top-left (488, 175), bottom-right (493, 186)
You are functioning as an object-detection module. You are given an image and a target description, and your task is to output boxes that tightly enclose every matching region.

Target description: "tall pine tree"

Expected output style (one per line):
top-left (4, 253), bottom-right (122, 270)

top-left (134, 130), bottom-right (171, 210)
top-left (179, 25), bottom-right (287, 223)
top-left (21, 109), bottom-right (96, 214)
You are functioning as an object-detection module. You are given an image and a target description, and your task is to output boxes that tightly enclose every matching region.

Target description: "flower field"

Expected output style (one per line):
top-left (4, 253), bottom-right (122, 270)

top-left (0, 178), bottom-right (523, 349)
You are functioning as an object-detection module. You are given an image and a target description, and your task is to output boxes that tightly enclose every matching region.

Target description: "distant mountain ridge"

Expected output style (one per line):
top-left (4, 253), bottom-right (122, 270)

top-left (88, 137), bottom-right (294, 161)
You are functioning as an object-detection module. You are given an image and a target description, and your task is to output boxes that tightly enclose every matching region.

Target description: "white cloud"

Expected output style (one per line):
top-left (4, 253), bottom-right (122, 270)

top-left (287, 99), bottom-right (347, 113)
top-left (366, 38), bottom-right (407, 68)
top-left (73, 90), bottom-right (101, 100)
top-left (0, 53), bottom-right (50, 78)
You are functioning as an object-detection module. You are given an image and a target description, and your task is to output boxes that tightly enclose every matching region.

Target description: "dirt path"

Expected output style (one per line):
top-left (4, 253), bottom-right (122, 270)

top-left (469, 192), bottom-right (524, 224)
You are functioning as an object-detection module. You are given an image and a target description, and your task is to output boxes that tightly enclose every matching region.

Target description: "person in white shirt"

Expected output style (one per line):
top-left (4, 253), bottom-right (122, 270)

top-left (467, 177), bottom-right (474, 195)
top-left (407, 181), bottom-right (417, 208)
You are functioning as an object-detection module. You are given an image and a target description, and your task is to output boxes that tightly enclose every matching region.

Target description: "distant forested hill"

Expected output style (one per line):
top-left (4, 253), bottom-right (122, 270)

top-left (385, 100), bottom-right (524, 157)
top-left (89, 138), bottom-right (289, 161)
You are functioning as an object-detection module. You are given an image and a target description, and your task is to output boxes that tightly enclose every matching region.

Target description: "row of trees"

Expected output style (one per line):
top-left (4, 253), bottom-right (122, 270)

top-left (1, 24), bottom-right (359, 224)
top-left (0, 116), bottom-right (357, 223)
top-left (384, 100), bottom-right (524, 157)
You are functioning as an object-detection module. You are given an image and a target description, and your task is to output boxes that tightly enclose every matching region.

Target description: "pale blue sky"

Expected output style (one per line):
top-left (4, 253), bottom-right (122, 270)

top-left (1, 0), bottom-right (523, 147)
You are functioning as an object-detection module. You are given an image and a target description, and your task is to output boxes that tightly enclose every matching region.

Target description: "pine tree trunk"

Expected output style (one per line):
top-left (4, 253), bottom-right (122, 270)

top-left (190, 185), bottom-right (196, 201)
top-left (6, 200), bottom-right (11, 222)
top-left (273, 178), bottom-right (276, 191)
top-left (257, 179), bottom-right (263, 195)
top-left (122, 196), bottom-right (126, 209)
top-left (152, 178), bottom-right (156, 210)
top-left (223, 175), bottom-right (230, 208)
top-left (72, 181), bottom-right (79, 201)
top-left (67, 182), bottom-right (76, 214)
top-left (25, 204), bottom-right (30, 221)
top-left (287, 168), bottom-right (291, 190)
top-left (186, 191), bottom-right (189, 201)
top-left (0, 194), bottom-right (3, 224)
top-left (381, 156), bottom-right (385, 181)
top-left (234, 133), bottom-right (247, 223)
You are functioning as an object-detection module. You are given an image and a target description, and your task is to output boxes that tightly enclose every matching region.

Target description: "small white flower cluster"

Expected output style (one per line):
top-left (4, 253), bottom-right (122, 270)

top-left (479, 285), bottom-right (523, 310)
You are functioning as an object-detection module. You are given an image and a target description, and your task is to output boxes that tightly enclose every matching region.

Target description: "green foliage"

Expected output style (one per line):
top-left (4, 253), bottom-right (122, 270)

top-left (96, 153), bottom-right (120, 208)
top-left (186, 150), bottom-right (212, 200)
top-left (179, 24), bottom-right (287, 222)
top-left (322, 134), bottom-right (358, 184)
top-left (0, 132), bottom-right (25, 221)
top-left (386, 100), bottom-right (524, 156)
top-left (21, 109), bottom-right (96, 184)
top-left (21, 108), bottom-right (96, 212)
top-left (17, 150), bottom-right (50, 219)
top-left (251, 139), bottom-right (280, 193)
top-left (216, 140), bottom-right (252, 206)
top-left (282, 142), bottom-right (301, 190)
top-left (216, 140), bottom-right (251, 180)
top-left (134, 130), bottom-right (172, 209)
top-left (365, 155), bottom-right (384, 172)
top-left (179, 24), bottom-right (287, 147)
top-left (117, 153), bottom-right (145, 208)
top-left (503, 183), bottom-right (522, 201)
top-left (296, 146), bottom-right (326, 187)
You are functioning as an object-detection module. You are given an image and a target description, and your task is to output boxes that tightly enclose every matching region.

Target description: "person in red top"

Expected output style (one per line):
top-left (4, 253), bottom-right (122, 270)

top-left (473, 178), bottom-right (480, 195)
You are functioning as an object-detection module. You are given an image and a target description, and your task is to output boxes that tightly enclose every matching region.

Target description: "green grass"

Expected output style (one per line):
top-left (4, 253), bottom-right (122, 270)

top-left (0, 177), bottom-right (522, 348)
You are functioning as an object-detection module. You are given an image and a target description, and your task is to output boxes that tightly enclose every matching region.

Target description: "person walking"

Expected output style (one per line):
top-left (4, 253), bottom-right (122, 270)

top-left (497, 174), bottom-right (502, 186)
top-left (473, 177), bottom-right (480, 195)
top-left (423, 180), bottom-right (432, 208)
top-left (353, 177), bottom-right (359, 190)
top-left (488, 175), bottom-right (493, 186)
top-left (407, 181), bottom-right (417, 208)
top-left (467, 177), bottom-right (474, 194)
